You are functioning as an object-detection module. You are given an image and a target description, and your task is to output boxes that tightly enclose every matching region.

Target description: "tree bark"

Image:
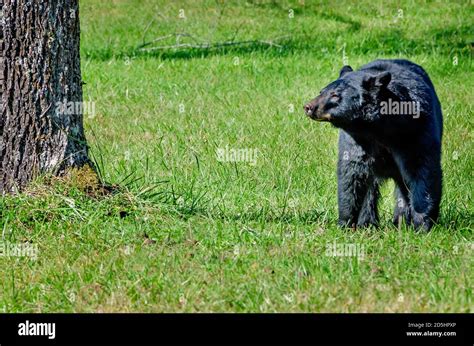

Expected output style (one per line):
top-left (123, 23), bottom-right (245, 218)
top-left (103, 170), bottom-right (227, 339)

top-left (1, 0), bottom-right (91, 194)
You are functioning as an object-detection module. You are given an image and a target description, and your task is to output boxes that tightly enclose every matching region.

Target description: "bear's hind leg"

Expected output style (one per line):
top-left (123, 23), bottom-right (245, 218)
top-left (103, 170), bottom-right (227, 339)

top-left (398, 159), bottom-right (442, 231)
top-left (409, 177), bottom-right (441, 231)
top-left (393, 183), bottom-right (412, 227)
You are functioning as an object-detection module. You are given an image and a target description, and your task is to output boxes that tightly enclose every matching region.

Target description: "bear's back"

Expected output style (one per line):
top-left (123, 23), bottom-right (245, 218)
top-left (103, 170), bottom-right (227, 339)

top-left (358, 59), bottom-right (443, 139)
top-left (360, 59), bottom-right (432, 88)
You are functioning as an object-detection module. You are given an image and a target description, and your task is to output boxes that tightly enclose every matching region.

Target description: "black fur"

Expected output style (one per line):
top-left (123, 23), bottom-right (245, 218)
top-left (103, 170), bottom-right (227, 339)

top-left (304, 59), bottom-right (443, 231)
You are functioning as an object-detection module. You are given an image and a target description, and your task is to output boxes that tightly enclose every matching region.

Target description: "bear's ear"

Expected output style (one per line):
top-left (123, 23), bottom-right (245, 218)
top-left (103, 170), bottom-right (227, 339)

top-left (375, 71), bottom-right (391, 87)
top-left (339, 65), bottom-right (353, 78)
top-left (362, 71), bottom-right (391, 89)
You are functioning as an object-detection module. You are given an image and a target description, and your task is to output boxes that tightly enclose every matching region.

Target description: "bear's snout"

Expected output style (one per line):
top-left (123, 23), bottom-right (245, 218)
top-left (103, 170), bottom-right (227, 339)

top-left (304, 99), bottom-right (319, 118)
top-left (304, 96), bottom-right (331, 121)
top-left (304, 103), bottom-right (315, 116)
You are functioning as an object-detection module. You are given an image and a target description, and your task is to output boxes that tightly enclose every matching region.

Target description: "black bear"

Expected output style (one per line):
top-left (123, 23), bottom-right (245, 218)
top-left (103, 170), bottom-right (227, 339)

top-left (304, 59), bottom-right (443, 231)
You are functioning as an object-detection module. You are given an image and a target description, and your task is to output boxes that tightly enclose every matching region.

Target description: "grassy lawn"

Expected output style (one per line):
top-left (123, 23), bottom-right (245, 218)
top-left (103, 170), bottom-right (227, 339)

top-left (0, 0), bottom-right (472, 312)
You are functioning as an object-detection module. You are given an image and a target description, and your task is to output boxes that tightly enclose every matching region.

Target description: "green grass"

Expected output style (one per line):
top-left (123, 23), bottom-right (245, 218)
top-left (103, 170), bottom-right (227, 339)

top-left (0, 0), bottom-right (473, 312)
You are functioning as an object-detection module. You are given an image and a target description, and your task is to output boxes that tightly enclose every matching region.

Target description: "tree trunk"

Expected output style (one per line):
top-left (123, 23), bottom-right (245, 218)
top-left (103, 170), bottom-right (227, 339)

top-left (1, 0), bottom-right (91, 194)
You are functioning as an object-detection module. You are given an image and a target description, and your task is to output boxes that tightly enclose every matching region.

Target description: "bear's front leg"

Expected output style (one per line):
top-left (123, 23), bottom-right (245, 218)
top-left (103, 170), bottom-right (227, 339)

top-left (337, 131), bottom-right (375, 228)
top-left (357, 180), bottom-right (380, 227)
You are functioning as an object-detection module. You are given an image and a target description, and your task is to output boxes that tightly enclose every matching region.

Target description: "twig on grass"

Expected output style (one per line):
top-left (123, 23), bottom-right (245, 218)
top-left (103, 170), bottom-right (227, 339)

top-left (137, 33), bottom-right (290, 52)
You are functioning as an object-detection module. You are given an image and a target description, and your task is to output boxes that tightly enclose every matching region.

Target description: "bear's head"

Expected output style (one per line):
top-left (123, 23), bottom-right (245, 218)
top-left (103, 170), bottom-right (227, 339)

top-left (303, 65), bottom-right (391, 129)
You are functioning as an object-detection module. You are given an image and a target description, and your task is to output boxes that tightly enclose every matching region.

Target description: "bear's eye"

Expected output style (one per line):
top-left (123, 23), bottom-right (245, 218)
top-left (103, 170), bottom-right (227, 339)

top-left (329, 94), bottom-right (340, 102)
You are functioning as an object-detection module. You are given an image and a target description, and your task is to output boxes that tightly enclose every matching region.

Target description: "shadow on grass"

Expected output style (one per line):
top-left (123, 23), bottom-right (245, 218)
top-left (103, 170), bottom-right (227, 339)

top-left (83, 34), bottom-right (469, 63)
top-left (100, 165), bottom-right (474, 231)
top-left (82, 21), bottom-right (472, 62)
top-left (145, 188), bottom-right (473, 231)
top-left (215, 208), bottom-right (330, 225)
